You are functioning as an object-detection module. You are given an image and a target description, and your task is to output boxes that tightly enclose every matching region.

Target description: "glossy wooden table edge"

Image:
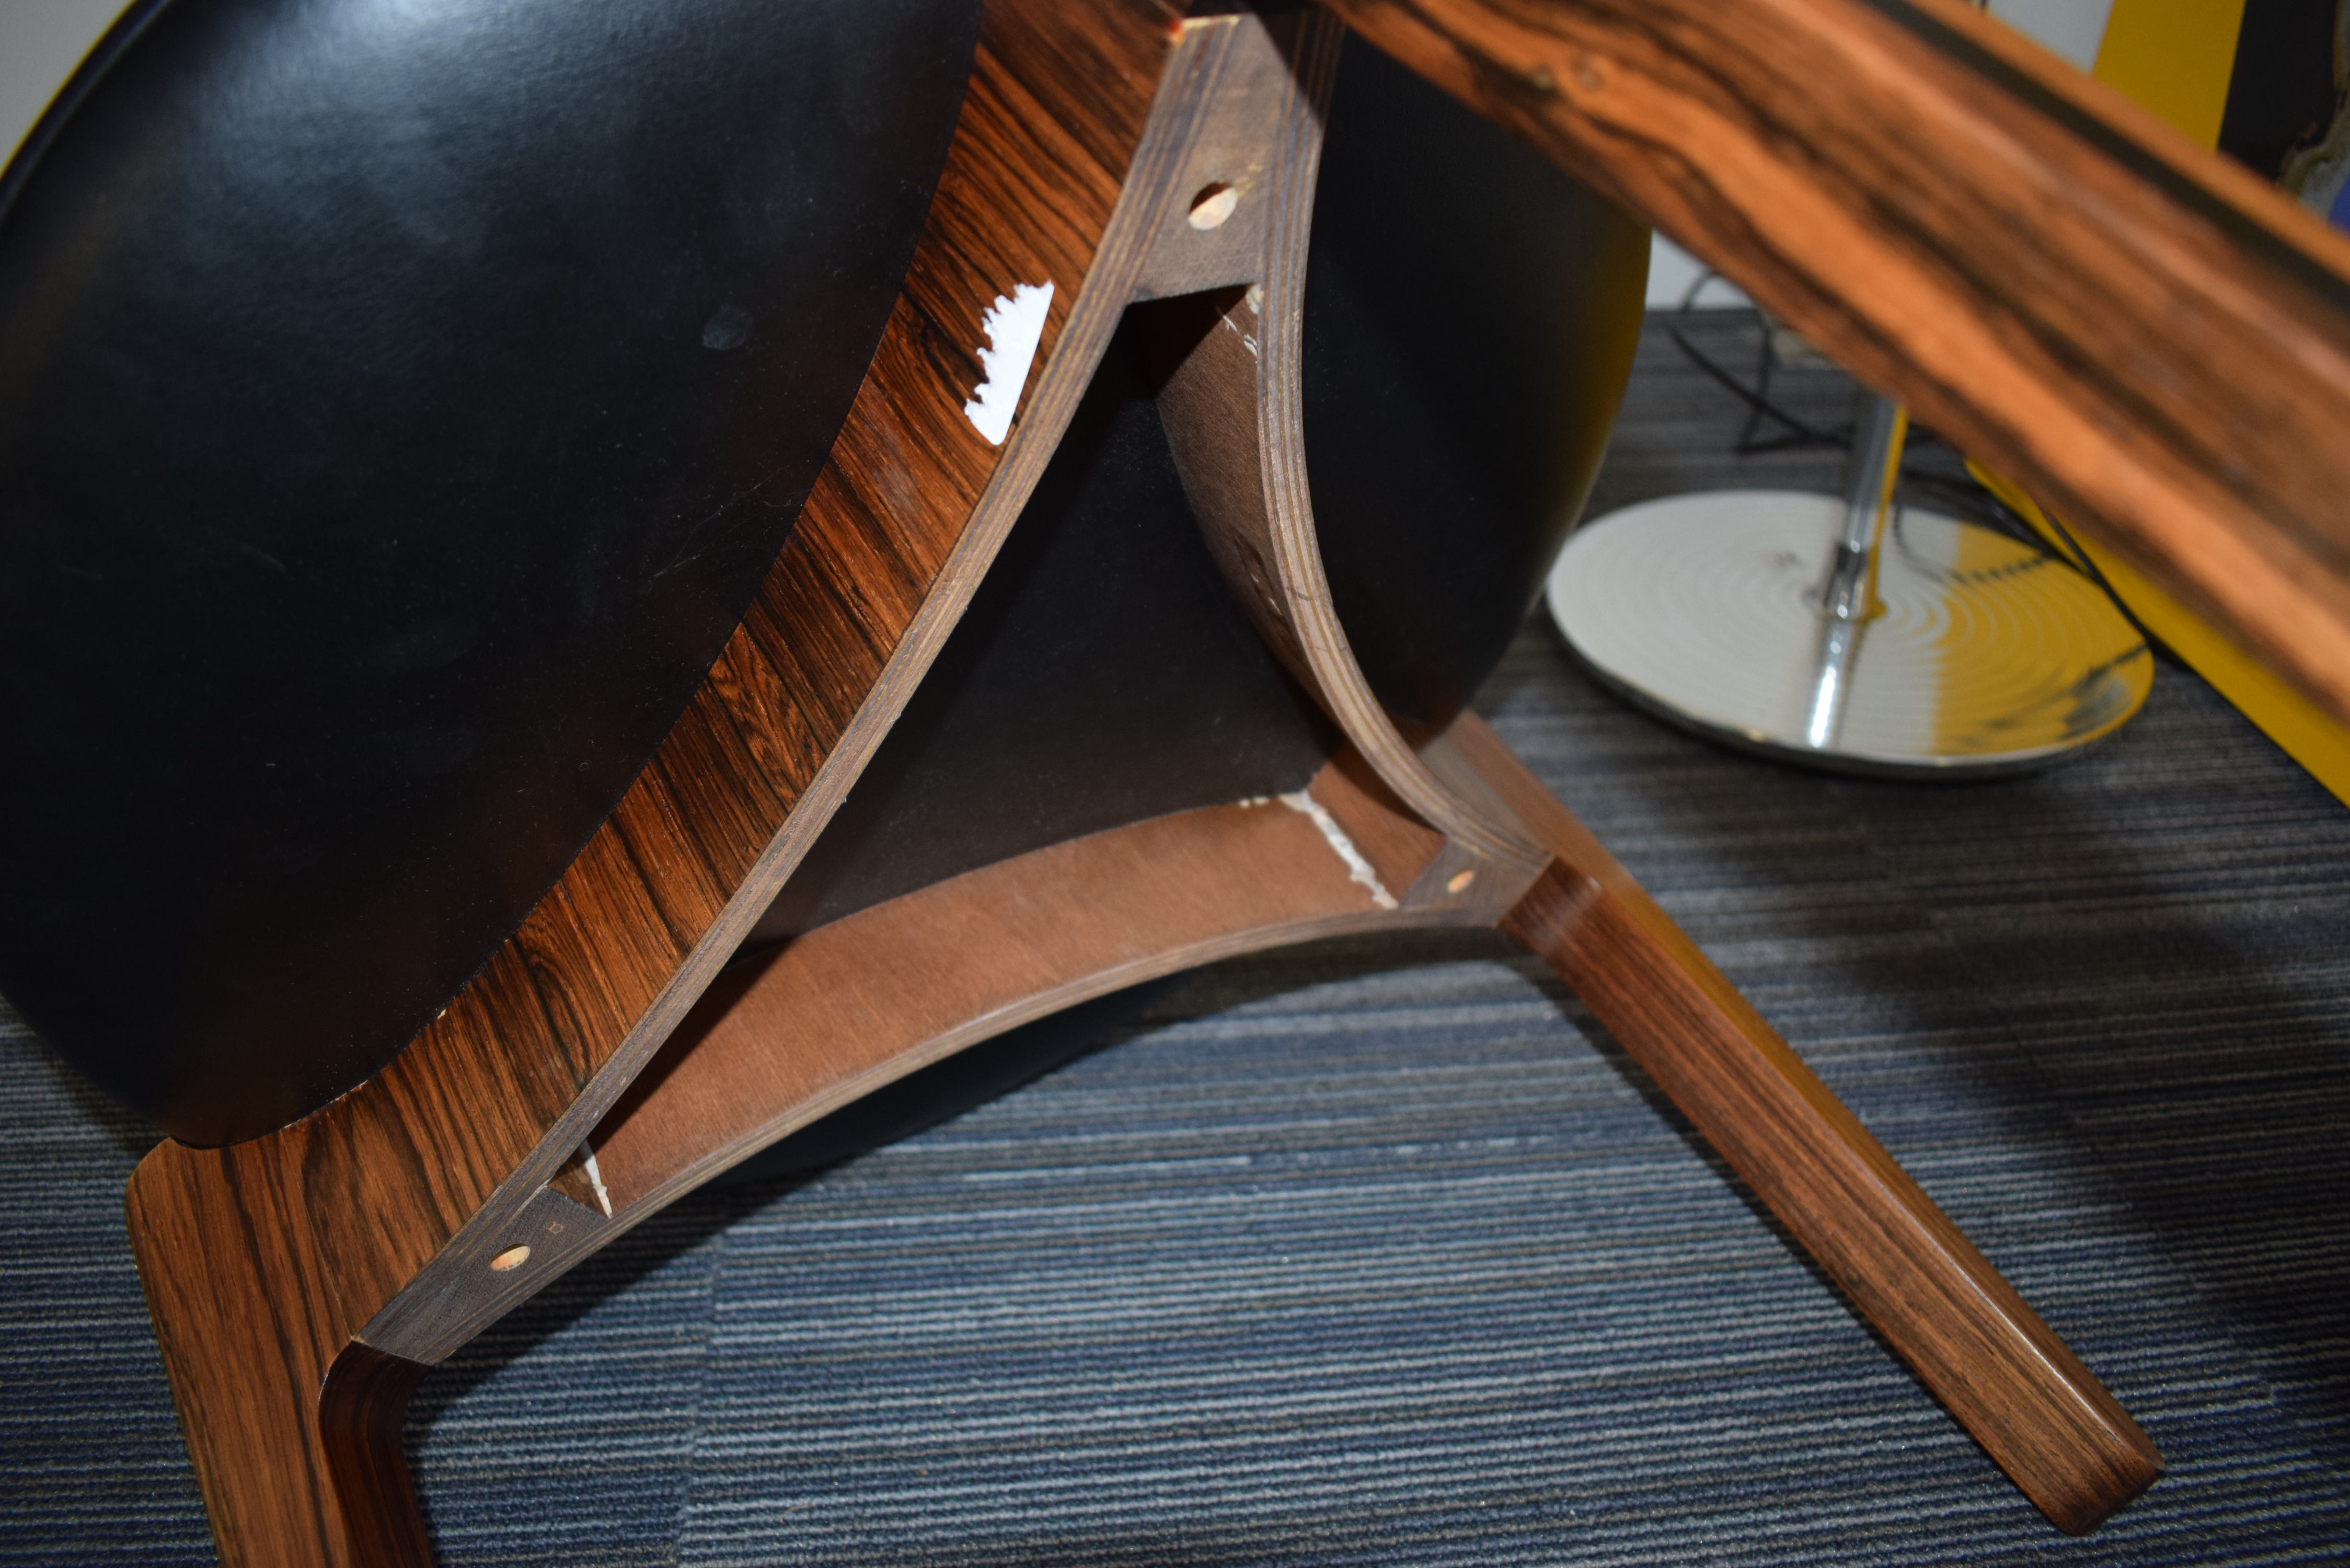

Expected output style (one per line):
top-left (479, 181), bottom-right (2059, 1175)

top-left (1319, 0), bottom-right (2350, 731)
top-left (1892, 0), bottom-right (2350, 278)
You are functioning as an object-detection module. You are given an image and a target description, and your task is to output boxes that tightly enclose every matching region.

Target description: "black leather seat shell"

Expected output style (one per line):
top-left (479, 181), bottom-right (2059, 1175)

top-left (0, 13), bottom-right (1640, 1152)
top-left (0, 0), bottom-right (977, 1144)
top-left (752, 41), bottom-right (1647, 937)
top-left (1307, 43), bottom-right (1647, 731)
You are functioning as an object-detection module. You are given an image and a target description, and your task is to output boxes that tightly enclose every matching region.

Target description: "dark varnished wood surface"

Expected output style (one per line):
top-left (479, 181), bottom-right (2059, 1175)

top-left (1320, 0), bottom-right (2350, 729)
top-left (126, 1114), bottom-right (358, 1566)
top-left (314, 1347), bottom-right (435, 1568)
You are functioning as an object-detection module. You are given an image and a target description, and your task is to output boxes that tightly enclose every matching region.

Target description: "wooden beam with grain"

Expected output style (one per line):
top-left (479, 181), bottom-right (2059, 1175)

top-left (1318, 0), bottom-right (2350, 725)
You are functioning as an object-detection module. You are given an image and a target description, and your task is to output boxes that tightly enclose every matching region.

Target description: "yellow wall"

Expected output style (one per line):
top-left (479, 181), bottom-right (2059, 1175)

top-left (2092, 0), bottom-right (2248, 147)
top-left (1973, 469), bottom-right (2350, 808)
top-left (1987, 0), bottom-right (2350, 805)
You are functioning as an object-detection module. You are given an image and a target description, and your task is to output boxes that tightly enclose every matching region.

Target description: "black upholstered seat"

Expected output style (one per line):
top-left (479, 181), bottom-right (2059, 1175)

top-left (0, 8), bottom-right (1641, 1147)
top-left (0, 0), bottom-right (977, 1141)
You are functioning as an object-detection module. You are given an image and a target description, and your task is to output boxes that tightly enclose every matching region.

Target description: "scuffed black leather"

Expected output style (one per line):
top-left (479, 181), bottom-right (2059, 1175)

top-left (0, 0), bottom-right (976, 1143)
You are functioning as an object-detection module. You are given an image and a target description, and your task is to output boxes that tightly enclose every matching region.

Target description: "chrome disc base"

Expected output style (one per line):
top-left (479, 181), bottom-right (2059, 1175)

top-left (1545, 491), bottom-right (2153, 778)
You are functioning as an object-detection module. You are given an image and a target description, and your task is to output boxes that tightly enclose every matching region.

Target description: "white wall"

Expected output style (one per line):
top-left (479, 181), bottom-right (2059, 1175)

top-left (1, 0), bottom-right (135, 168)
top-left (1985, 0), bottom-right (2115, 72)
top-left (1645, 235), bottom-right (1750, 310)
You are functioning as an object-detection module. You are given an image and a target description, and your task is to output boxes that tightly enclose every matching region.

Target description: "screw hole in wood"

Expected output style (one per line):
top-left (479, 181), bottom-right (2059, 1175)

top-left (1188, 182), bottom-right (1238, 230)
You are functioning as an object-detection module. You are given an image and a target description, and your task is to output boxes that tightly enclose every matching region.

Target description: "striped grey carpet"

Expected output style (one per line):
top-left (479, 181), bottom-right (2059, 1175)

top-left (5, 314), bottom-right (2347, 1564)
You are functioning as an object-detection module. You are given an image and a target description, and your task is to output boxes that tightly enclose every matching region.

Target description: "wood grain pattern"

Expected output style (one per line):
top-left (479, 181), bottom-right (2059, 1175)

top-left (345, 0), bottom-right (1187, 1362)
top-left (1144, 19), bottom-right (1549, 879)
top-left (1319, 0), bottom-right (2350, 729)
top-left (126, 1125), bottom-right (354, 1566)
top-left (314, 1347), bottom-right (434, 1568)
top-left (1450, 714), bottom-right (2164, 1532)
top-left (566, 748), bottom-right (1461, 1225)
top-left (126, 3), bottom-right (1192, 1560)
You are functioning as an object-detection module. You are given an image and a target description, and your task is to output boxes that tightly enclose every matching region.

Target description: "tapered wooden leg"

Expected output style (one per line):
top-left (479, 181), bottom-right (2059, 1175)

top-left (127, 1137), bottom-right (433, 1568)
top-left (1144, 73), bottom-right (2162, 1523)
top-left (1447, 716), bottom-right (2163, 1532)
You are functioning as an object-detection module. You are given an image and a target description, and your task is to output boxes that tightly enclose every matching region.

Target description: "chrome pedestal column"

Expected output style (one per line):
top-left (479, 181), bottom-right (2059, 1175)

top-left (1546, 395), bottom-right (2152, 778)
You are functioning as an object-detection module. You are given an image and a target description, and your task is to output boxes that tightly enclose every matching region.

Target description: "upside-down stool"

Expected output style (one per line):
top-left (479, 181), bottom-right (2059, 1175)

top-left (0, 2), bottom-right (2219, 1561)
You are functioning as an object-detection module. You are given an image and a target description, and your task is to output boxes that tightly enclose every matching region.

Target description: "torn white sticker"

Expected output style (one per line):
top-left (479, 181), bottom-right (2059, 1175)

top-left (1279, 789), bottom-right (1398, 909)
top-left (962, 280), bottom-right (1055, 446)
top-left (1218, 312), bottom-right (1259, 360)
top-left (578, 1140), bottom-right (613, 1218)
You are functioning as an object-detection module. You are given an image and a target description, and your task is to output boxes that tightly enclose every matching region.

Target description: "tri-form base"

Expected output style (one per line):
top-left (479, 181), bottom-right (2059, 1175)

top-left (127, 716), bottom-right (2165, 1566)
top-left (114, 13), bottom-right (2162, 1563)
top-left (1547, 490), bottom-right (2153, 778)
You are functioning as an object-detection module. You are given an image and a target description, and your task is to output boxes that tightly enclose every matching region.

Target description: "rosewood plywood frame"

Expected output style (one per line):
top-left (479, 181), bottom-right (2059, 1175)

top-left (1323, 0), bottom-right (2350, 729)
top-left (566, 748), bottom-right (1460, 1221)
top-left (1132, 61), bottom-right (2158, 1529)
top-left (111, 5), bottom-right (2205, 1564)
top-left (126, 3), bottom-right (1200, 1560)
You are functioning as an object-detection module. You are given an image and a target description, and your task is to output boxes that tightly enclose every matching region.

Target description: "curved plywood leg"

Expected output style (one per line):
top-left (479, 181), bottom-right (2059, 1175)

top-left (123, 741), bottom-right (2161, 1555)
top-left (120, 742), bottom-right (1485, 1568)
top-left (126, 1140), bottom-right (434, 1568)
top-left (1142, 59), bottom-right (2162, 1530)
top-left (558, 747), bottom-right (1483, 1219)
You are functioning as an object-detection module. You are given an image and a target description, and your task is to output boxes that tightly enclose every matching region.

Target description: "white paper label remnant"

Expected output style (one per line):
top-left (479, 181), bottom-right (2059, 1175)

top-left (961, 281), bottom-right (1054, 446)
top-left (1278, 789), bottom-right (1398, 910)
